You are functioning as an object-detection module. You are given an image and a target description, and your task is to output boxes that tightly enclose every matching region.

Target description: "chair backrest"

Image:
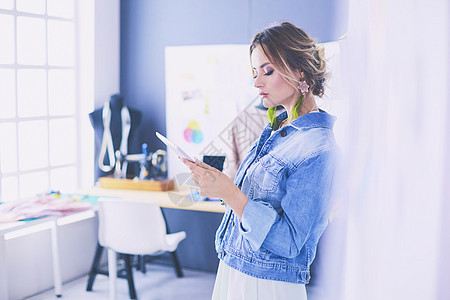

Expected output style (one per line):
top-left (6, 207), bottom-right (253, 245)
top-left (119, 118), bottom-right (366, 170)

top-left (98, 197), bottom-right (168, 255)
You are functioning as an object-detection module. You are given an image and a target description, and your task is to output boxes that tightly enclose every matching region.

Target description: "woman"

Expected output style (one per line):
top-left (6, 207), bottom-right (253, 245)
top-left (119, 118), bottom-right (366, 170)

top-left (183, 22), bottom-right (337, 299)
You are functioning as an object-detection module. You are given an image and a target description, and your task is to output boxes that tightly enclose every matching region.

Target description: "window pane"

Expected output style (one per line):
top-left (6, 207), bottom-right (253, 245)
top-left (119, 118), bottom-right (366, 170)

top-left (48, 70), bottom-right (76, 115)
top-left (0, 123), bottom-right (18, 173)
top-left (50, 166), bottom-right (77, 192)
top-left (48, 20), bottom-right (75, 66)
top-left (16, 0), bottom-right (45, 15)
top-left (49, 118), bottom-right (76, 166)
top-left (0, 14), bottom-right (15, 64)
top-left (18, 120), bottom-right (48, 171)
top-left (47, 0), bottom-right (74, 19)
top-left (0, 69), bottom-right (16, 119)
top-left (1, 176), bottom-right (19, 202)
top-left (17, 69), bottom-right (47, 117)
top-left (0, 0), bottom-right (14, 10)
top-left (17, 17), bottom-right (46, 65)
top-left (20, 171), bottom-right (49, 198)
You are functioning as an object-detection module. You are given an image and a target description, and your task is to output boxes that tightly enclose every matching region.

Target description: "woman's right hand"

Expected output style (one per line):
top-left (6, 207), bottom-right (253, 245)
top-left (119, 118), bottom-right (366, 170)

top-left (182, 158), bottom-right (248, 218)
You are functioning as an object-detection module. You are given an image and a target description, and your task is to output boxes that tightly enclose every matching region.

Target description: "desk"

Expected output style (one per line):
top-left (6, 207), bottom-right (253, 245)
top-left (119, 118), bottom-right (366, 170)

top-left (0, 210), bottom-right (96, 299)
top-left (76, 185), bottom-right (226, 214)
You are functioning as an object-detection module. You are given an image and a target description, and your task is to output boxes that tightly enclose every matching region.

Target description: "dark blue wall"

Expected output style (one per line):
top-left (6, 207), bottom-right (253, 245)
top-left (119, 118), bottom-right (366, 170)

top-left (119, 0), bottom-right (347, 272)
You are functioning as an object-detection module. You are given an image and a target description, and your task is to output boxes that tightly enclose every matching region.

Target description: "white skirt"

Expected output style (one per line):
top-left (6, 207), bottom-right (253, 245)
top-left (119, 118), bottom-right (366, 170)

top-left (211, 260), bottom-right (307, 300)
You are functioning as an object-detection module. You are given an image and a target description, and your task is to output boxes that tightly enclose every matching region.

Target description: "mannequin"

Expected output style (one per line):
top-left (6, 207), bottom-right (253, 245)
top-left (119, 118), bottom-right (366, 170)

top-left (89, 94), bottom-right (142, 180)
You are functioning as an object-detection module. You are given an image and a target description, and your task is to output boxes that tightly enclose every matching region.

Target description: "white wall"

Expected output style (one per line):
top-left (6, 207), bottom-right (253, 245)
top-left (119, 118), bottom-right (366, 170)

top-left (94, 0), bottom-right (120, 107)
top-left (78, 0), bottom-right (120, 189)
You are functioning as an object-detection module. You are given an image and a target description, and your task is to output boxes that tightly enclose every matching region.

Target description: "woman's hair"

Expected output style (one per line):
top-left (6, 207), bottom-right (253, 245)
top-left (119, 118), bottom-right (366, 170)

top-left (250, 22), bottom-right (327, 127)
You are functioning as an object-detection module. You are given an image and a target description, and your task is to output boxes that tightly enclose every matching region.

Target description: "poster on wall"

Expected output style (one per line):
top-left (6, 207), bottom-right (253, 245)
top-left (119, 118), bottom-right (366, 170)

top-left (165, 44), bottom-right (257, 179)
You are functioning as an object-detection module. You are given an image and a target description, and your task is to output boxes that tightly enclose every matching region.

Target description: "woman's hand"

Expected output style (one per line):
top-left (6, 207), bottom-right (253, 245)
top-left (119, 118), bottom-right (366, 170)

top-left (182, 158), bottom-right (234, 199)
top-left (182, 158), bottom-right (248, 218)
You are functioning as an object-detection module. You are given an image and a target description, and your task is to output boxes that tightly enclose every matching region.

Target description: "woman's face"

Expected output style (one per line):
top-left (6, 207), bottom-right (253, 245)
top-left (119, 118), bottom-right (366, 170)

top-left (251, 45), bottom-right (299, 109)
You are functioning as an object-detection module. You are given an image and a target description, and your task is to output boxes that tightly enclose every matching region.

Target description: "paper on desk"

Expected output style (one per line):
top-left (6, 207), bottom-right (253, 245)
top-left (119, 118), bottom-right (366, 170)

top-left (0, 195), bottom-right (92, 223)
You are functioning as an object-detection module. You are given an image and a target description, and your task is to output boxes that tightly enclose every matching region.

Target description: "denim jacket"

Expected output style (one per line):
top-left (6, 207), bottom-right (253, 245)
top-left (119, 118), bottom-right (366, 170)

top-left (215, 110), bottom-right (338, 284)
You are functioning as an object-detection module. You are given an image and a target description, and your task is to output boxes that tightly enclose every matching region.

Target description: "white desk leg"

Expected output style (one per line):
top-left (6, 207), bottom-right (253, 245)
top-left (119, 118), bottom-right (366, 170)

top-left (0, 236), bottom-right (9, 300)
top-left (108, 248), bottom-right (117, 300)
top-left (50, 222), bottom-right (62, 297)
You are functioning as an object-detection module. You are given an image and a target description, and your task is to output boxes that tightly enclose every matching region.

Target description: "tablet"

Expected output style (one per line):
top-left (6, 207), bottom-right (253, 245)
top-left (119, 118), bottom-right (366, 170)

top-left (155, 132), bottom-right (195, 162)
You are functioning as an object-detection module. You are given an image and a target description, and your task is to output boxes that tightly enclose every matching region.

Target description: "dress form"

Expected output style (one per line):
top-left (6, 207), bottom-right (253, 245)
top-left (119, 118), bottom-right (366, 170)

top-left (89, 94), bottom-right (142, 180)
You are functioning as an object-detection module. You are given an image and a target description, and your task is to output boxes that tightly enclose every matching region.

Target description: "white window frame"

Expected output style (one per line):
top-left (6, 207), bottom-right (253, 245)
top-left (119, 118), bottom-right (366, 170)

top-left (0, 0), bottom-right (94, 201)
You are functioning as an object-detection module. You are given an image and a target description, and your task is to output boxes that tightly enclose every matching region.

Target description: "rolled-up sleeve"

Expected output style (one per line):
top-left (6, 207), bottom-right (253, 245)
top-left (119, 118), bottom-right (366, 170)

top-left (239, 149), bottom-right (336, 258)
top-left (239, 198), bottom-right (280, 249)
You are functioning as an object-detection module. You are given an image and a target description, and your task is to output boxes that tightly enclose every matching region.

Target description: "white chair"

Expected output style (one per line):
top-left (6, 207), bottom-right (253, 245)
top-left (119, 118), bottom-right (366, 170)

top-left (97, 197), bottom-right (187, 300)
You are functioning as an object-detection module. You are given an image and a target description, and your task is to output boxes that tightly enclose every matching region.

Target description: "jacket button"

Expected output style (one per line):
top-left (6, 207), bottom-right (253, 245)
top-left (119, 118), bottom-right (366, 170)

top-left (280, 130), bottom-right (287, 137)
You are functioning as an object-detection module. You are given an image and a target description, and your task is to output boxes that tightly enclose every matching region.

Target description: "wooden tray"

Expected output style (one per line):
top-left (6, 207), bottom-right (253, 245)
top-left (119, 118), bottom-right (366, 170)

top-left (98, 177), bottom-right (175, 191)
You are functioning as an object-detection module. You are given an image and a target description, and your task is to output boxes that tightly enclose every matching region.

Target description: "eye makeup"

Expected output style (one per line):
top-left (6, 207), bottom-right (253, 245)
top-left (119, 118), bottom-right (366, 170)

top-left (263, 69), bottom-right (274, 76)
top-left (252, 64), bottom-right (274, 79)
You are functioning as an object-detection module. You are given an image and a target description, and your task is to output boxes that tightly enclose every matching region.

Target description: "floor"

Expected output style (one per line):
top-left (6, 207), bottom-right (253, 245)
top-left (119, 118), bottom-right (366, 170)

top-left (23, 263), bottom-right (327, 300)
top-left (25, 264), bottom-right (216, 300)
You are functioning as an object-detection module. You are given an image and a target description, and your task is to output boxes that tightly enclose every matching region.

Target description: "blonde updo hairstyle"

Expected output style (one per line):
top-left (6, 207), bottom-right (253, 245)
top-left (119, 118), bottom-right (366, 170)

top-left (250, 22), bottom-right (327, 127)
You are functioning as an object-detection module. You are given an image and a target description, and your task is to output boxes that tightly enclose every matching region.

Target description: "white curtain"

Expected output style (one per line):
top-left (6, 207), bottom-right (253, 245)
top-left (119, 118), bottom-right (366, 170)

top-left (313, 1), bottom-right (450, 299)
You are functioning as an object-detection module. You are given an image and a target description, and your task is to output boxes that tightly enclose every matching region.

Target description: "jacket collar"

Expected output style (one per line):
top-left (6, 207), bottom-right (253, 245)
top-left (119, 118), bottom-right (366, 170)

top-left (276, 110), bottom-right (336, 130)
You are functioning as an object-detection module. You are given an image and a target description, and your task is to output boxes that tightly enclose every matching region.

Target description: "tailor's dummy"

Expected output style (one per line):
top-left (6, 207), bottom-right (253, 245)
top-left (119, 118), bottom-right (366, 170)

top-left (89, 94), bottom-right (142, 180)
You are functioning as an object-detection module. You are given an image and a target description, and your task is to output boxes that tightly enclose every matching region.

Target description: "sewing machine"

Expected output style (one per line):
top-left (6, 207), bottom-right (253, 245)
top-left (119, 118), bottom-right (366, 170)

top-left (113, 144), bottom-right (167, 180)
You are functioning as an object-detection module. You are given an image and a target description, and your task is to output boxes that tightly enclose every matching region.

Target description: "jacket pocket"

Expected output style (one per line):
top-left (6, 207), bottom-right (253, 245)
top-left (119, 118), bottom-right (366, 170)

top-left (252, 155), bottom-right (284, 192)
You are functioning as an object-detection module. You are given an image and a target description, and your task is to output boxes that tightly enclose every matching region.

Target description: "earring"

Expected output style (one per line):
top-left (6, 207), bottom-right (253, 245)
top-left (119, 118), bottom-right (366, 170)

top-left (298, 80), bottom-right (309, 94)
